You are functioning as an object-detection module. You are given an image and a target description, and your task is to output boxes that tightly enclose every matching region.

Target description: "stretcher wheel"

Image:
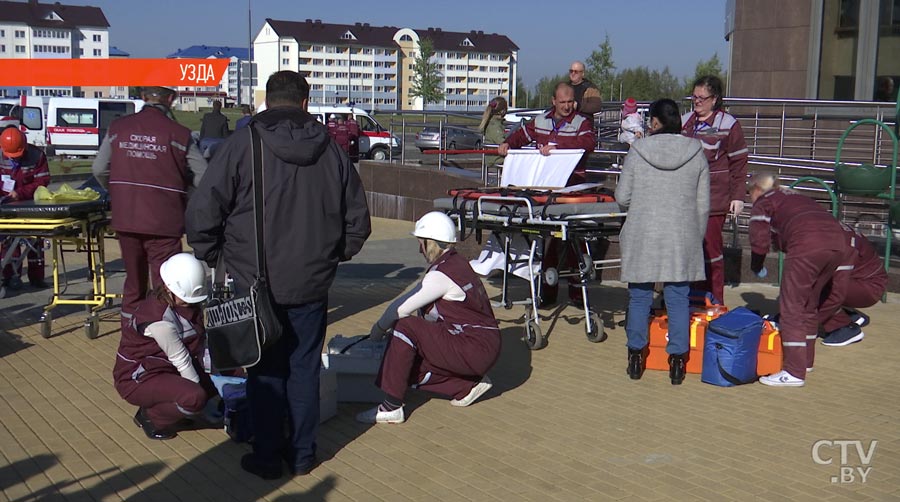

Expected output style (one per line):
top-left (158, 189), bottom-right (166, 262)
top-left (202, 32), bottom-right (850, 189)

top-left (543, 267), bottom-right (559, 287)
top-left (40, 311), bottom-right (53, 339)
top-left (84, 314), bottom-right (100, 340)
top-left (585, 310), bottom-right (607, 343)
top-left (525, 319), bottom-right (547, 350)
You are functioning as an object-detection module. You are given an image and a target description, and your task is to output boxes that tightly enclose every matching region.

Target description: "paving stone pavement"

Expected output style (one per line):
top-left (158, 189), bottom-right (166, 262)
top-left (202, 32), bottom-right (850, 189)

top-left (1, 217), bottom-right (898, 501)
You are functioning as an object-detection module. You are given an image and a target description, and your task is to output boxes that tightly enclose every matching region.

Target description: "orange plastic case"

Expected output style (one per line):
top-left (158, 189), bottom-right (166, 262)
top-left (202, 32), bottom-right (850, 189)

top-left (647, 305), bottom-right (728, 374)
top-left (756, 320), bottom-right (783, 376)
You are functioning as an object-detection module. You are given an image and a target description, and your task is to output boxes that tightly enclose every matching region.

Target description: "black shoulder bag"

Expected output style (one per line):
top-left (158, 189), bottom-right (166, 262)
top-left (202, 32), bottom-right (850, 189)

top-left (204, 126), bottom-right (284, 370)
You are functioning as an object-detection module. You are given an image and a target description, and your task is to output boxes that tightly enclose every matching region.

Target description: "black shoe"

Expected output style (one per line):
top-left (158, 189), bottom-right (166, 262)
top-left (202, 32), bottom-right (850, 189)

top-left (6, 276), bottom-right (22, 290)
top-left (133, 408), bottom-right (176, 440)
top-left (627, 347), bottom-right (646, 380)
top-left (289, 456), bottom-right (318, 476)
top-left (668, 353), bottom-right (686, 385)
top-left (241, 453), bottom-right (284, 480)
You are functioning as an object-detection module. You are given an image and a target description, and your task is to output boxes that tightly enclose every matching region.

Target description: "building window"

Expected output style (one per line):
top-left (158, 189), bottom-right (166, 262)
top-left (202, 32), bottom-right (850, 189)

top-left (79, 48), bottom-right (83, 56)
top-left (399, 34), bottom-right (412, 41)
top-left (0, 30), bottom-right (4, 37)
top-left (93, 48), bottom-right (101, 56)
top-left (15, 45), bottom-right (25, 53)
top-left (0, 45), bottom-right (4, 52)
top-left (15, 30), bottom-right (25, 38)
top-left (282, 58), bottom-right (289, 65)
top-left (94, 91), bottom-right (102, 98)
top-left (93, 34), bottom-right (101, 42)
top-left (282, 45), bottom-right (289, 52)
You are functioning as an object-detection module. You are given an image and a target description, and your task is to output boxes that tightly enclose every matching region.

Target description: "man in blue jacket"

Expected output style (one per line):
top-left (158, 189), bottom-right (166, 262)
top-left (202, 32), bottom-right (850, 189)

top-left (186, 71), bottom-right (371, 479)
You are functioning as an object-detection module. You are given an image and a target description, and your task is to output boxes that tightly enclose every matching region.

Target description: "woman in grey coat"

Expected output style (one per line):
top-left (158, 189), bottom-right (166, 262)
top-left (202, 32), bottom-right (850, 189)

top-left (615, 99), bottom-right (710, 384)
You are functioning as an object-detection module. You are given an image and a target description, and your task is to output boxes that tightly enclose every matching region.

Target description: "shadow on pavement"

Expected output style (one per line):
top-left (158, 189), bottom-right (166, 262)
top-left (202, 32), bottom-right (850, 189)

top-left (329, 263), bottom-right (424, 326)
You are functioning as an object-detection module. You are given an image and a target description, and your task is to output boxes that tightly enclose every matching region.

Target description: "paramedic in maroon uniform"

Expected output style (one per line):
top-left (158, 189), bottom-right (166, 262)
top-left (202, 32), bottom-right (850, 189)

top-left (92, 86), bottom-right (207, 321)
top-left (358, 212), bottom-right (501, 424)
top-left (682, 76), bottom-right (749, 304)
top-left (113, 253), bottom-right (216, 440)
top-left (816, 223), bottom-right (887, 347)
top-left (748, 173), bottom-right (852, 387)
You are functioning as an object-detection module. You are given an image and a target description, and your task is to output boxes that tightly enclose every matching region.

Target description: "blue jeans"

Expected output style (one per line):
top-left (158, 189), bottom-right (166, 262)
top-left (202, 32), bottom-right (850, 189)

top-left (625, 282), bottom-right (690, 355)
top-left (247, 299), bottom-right (327, 468)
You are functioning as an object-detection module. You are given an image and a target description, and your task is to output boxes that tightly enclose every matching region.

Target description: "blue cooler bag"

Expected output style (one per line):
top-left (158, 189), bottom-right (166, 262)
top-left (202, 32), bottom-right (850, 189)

top-left (702, 307), bottom-right (763, 386)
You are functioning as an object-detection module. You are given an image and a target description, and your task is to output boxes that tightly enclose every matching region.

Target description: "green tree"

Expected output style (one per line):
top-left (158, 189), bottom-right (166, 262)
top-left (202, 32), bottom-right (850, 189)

top-left (408, 37), bottom-right (443, 107)
top-left (530, 73), bottom-right (567, 108)
top-left (585, 34), bottom-right (616, 100)
top-left (616, 66), bottom-right (681, 102)
top-left (684, 53), bottom-right (726, 96)
top-left (515, 77), bottom-right (528, 108)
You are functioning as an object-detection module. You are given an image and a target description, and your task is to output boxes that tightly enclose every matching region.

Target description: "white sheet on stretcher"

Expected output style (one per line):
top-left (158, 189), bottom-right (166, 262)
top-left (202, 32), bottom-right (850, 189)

top-left (470, 149), bottom-right (583, 279)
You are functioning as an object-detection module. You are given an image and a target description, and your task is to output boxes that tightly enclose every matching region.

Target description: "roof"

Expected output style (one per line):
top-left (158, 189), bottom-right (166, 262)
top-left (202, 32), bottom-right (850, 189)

top-left (265, 19), bottom-right (518, 53)
top-left (167, 45), bottom-right (250, 59)
top-left (415, 27), bottom-right (518, 53)
top-left (0, 0), bottom-right (109, 28)
top-left (267, 19), bottom-right (400, 49)
top-left (109, 46), bottom-right (129, 57)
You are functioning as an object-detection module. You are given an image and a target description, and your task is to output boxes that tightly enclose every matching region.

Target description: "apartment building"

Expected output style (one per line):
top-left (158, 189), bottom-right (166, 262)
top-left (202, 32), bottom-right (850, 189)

top-left (726, 0), bottom-right (899, 102)
top-left (0, 0), bottom-right (109, 98)
top-left (166, 45), bottom-right (256, 110)
top-left (254, 18), bottom-right (518, 111)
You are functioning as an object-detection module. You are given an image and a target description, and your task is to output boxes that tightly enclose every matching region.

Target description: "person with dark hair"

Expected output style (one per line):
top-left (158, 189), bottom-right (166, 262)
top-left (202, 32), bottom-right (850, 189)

top-left (235, 105), bottom-right (253, 130)
top-left (479, 96), bottom-right (508, 167)
top-left (92, 85), bottom-right (207, 321)
top-left (113, 253), bottom-right (216, 440)
top-left (567, 61), bottom-right (602, 117)
top-left (874, 76), bottom-right (896, 102)
top-left (616, 98), bottom-right (710, 385)
top-left (187, 70), bottom-right (371, 479)
top-left (747, 173), bottom-right (853, 387)
top-left (199, 100), bottom-right (230, 159)
top-left (681, 75), bottom-right (748, 304)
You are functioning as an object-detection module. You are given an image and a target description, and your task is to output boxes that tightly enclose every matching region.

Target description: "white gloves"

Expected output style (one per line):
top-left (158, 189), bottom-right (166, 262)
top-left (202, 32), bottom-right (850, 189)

top-left (730, 200), bottom-right (745, 219)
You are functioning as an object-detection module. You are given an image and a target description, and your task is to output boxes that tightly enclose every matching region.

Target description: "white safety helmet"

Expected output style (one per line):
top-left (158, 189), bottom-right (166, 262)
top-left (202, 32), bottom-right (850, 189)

top-left (159, 253), bottom-right (209, 304)
top-left (412, 211), bottom-right (458, 243)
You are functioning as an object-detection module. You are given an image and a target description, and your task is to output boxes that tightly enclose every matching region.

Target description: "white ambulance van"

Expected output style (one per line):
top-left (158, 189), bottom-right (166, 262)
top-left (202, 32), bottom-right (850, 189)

top-left (46, 97), bottom-right (144, 157)
top-left (0, 96), bottom-right (50, 148)
top-left (256, 103), bottom-right (401, 160)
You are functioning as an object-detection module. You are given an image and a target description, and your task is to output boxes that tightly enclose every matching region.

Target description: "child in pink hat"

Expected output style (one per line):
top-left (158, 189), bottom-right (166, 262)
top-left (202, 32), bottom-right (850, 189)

top-left (618, 97), bottom-right (644, 145)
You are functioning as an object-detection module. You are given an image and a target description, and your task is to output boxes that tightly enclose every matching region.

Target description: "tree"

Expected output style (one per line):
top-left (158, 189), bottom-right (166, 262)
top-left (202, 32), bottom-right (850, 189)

top-left (515, 77), bottom-right (528, 108)
top-left (585, 34), bottom-right (616, 100)
top-left (408, 37), bottom-right (443, 107)
top-left (616, 66), bottom-right (681, 102)
top-left (684, 53), bottom-right (726, 97)
top-left (531, 74), bottom-right (568, 109)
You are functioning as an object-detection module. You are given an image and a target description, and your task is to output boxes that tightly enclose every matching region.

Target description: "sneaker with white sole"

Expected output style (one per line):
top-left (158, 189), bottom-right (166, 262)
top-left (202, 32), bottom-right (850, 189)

top-left (450, 376), bottom-right (492, 407)
top-left (759, 370), bottom-right (805, 387)
top-left (355, 405), bottom-right (405, 424)
top-left (821, 324), bottom-right (864, 347)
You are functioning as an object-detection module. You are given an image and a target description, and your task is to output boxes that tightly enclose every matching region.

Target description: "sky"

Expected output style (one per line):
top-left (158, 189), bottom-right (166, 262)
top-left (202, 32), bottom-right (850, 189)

top-left (62, 0), bottom-right (730, 88)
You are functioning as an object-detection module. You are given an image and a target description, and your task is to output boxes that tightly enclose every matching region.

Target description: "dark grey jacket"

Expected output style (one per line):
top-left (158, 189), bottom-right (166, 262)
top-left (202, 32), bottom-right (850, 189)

top-left (186, 106), bottom-right (371, 305)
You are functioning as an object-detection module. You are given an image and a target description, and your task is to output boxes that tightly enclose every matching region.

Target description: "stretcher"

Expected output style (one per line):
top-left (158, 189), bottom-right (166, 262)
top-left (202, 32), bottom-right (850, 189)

top-left (435, 184), bottom-right (626, 350)
top-left (0, 198), bottom-right (116, 339)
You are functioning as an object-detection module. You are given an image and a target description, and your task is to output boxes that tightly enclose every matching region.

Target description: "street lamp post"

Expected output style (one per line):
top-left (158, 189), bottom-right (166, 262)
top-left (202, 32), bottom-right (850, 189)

top-left (248, 0), bottom-right (253, 109)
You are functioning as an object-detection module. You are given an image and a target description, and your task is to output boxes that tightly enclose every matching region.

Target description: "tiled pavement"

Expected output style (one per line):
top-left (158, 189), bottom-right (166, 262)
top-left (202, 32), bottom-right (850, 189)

top-left (1, 217), bottom-right (898, 501)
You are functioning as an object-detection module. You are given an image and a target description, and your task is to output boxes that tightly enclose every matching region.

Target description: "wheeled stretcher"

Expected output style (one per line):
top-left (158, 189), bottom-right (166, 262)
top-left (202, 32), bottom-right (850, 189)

top-left (0, 198), bottom-right (116, 339)
top-left (435, 185), bottom-right (626, 350)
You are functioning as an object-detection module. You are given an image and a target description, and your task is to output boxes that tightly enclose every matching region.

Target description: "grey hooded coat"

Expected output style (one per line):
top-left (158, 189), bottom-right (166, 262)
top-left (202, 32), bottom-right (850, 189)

top-left (615, 134), bottom-right (710, 283)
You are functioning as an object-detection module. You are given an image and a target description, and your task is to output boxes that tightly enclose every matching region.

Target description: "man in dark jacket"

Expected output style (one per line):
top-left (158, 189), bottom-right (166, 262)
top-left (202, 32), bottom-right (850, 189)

top-left (92, 85), bottom-right (208, 319)
top-left (186, 71), bottom-right (371, 480)
top-left (199, 100), bottom-right (229, 159)
top-left (567, 61), bottom-right (602, 118)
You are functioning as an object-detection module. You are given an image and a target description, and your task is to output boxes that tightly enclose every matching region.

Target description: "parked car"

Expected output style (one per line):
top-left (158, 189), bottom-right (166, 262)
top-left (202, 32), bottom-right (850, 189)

top-left (415, 126), bottom-right (482, 152)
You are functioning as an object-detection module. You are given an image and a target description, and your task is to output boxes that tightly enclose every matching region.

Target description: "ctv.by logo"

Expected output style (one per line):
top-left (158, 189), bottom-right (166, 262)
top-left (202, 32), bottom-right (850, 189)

top-left (811, 440), bottom-right (877, 483)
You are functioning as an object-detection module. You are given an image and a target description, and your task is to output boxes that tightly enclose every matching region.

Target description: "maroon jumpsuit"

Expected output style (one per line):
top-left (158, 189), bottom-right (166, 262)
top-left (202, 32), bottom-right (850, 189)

top-left (376, 249), bottom-right (502, 402)
top-left (113, 296), bottom-right (214, 430)
top-left (817, 224), bottom-right (887, 332)
top-left (1, 144), bottom-right (49, 283)
top-left (749, 189), bottom-right (852, 379)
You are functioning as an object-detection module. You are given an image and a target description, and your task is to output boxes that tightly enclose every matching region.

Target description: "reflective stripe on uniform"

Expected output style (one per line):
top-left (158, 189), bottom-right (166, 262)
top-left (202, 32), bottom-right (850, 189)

top-left (782, 341), bottom-right (807, 347)
top-left (392, 330), bottom-right (415, 349)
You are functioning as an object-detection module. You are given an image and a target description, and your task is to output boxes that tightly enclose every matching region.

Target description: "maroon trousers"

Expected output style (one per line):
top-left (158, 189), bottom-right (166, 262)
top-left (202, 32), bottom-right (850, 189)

top-left (818, 275), bottom-right (885, 332)
top-left (2, 238), bottom-right (44, 283)
top-left (779, 249), bottom-right (844, 379)
top-left (122, 361), bottom-right (215, 430)
top-left (117, 232), bottom-right (182, 315)
top-left (694, 214), bottom-right (726, 304)
top-left (376, 316), bottom-right (501, 402)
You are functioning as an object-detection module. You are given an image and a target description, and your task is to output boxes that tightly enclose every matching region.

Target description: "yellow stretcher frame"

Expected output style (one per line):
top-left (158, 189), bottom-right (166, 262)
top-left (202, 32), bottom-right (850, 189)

top-left (0, 212), bottom-right (118, 339)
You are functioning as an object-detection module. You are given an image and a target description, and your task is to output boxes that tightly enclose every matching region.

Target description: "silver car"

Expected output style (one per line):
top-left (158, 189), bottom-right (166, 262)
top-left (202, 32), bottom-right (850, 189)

top-left (415, 126), bottom-right (482, 152)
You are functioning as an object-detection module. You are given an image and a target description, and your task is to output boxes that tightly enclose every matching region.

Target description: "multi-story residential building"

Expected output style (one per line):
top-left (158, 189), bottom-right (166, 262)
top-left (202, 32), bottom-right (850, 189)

top-left (254, 18), bottom-right (518, 111)
top-left (166, 45), bottom-right (256, 110)
top-left (0, 0), bottom-right (109, 98)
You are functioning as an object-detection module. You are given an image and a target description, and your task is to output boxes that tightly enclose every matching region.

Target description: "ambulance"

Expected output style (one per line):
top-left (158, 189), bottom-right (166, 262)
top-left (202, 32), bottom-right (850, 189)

top-left (46, 97), bottom-right (144, 156)
top-left (0, 96), bottom-right (50, 148)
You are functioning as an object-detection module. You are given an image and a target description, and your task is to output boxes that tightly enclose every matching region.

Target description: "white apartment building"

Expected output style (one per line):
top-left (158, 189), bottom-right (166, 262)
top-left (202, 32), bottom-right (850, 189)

top-left (254, 18), bottom-right (518, 111)
top-left (166, 45), bottom-right (256, 110)
top-left (0, 0), bottom-right (110, 98)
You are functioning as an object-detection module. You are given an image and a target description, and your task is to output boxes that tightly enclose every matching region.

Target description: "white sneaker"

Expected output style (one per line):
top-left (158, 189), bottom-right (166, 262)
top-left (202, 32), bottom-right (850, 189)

top-left (759, 370), bottom-right (805, 387)
top-left (806, 367), bottom-right (814, 373)
top-left (355, 405), bottom-right (405, 424)
top-left (450, 376), bottom-right (493, 407)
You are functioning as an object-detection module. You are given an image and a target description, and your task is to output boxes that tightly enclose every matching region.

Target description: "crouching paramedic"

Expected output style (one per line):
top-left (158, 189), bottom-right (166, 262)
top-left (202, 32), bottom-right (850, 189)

top-left (358, 212), bottom-right (501, 424)
top-left (747, 173), bottom-right (852, 387)
top-left (113, 253), bottom-right (215, 440)
top-left (816, 223), bottom-right (887, 347)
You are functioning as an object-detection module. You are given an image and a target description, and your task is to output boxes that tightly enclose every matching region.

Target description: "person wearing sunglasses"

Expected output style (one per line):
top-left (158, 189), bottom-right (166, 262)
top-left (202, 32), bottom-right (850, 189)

top-left (681, 75), bottom-right (749, 304)
top-left (567, 61), bottom-right (602, 117)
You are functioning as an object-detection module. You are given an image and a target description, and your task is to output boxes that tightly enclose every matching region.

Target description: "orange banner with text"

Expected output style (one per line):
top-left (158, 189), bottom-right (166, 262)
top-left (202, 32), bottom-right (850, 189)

top-left (0, 59), bottom-right (231, 86)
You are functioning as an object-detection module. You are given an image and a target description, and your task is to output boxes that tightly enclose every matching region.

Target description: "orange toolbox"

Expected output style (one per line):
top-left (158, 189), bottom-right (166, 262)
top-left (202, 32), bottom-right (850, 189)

top-left (647, 301), bottom-right (728, 374)
top-left (756, 320), bottom-right (783, 375)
